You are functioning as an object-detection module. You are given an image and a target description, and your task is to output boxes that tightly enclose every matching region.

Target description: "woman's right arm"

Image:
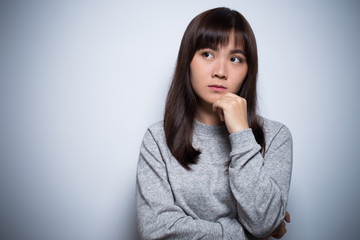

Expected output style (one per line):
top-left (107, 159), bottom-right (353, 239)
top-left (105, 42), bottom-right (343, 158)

top-left (136, 129), bottom-right (247, 240)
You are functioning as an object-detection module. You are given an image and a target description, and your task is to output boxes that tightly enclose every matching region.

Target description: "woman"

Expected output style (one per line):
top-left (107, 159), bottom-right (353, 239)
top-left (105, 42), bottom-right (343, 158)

top-left (136, 7), bottom-right (292, 240)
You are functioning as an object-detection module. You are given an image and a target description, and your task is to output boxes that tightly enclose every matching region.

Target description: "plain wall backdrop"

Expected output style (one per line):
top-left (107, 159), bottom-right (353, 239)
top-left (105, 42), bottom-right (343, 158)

top-left (0, 0), bottom-right (359, 239)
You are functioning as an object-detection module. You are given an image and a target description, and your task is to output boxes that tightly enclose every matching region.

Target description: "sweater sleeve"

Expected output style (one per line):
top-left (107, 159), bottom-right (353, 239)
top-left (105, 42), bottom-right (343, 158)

top-left (136, 129), bottom-right (247, 240)
top-left (228, 125), bottom-right (293, 238)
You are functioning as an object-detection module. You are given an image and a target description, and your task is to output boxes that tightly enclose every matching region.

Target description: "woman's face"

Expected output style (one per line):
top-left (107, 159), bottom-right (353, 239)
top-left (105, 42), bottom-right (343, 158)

top-left (190, 31), bottom-right (248, 106)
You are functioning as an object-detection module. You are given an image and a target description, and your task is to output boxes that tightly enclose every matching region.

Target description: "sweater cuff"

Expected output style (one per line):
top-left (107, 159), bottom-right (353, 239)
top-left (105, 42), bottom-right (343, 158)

top-left (229, 128), bottom-right (261, 156)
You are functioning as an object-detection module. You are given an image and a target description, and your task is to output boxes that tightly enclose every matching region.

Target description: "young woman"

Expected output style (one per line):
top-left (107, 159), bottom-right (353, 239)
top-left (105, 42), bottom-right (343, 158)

top-left (136, 7), bottom-right (292, 240)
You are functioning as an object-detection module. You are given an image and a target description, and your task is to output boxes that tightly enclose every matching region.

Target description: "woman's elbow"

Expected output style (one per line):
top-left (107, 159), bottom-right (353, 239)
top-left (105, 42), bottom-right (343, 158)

top-left (241, 207), bottom-right (286, 238)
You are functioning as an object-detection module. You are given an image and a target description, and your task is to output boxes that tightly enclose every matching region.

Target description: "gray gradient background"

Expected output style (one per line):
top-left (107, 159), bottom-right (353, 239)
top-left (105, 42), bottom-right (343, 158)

top-left (0, 1), bottom-right (359, 239)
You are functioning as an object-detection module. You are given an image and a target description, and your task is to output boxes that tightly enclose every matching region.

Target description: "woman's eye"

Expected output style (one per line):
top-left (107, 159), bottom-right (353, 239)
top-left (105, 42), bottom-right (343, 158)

top-left (230, 57), bottom-right (243, 63)
top-left (201, 52), bottom-right (213, 59)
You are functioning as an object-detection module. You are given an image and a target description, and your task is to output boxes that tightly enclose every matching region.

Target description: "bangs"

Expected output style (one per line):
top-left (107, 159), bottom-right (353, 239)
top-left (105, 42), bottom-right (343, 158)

top-left (194, 9), bottom-right (246, 51)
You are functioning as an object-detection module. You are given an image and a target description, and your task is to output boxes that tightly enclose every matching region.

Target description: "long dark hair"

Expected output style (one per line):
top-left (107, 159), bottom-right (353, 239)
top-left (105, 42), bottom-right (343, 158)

top-left (164, 7), bottom-right (265, 170)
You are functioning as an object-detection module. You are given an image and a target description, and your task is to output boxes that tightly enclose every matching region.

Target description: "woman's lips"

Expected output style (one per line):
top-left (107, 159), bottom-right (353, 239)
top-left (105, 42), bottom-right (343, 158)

top-left (208, 84), bottom-right (227, 91)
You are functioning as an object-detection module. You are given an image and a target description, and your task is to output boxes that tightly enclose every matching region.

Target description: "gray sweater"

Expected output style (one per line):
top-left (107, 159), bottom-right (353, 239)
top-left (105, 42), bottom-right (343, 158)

top-left (136, 118), bottom-right (292, 239)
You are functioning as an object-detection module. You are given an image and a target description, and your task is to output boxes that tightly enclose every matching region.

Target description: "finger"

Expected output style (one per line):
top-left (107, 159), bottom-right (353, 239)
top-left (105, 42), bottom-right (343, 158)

top-left (285, 211), bottom-right (291, 223)
top-left (272, 221), bottom-right (286, 239)
top-left (212, 100), bottom-right (221, 113)
top-left (273, 228), bottom-right (287, 239)
top-left (217, 108), bottom-right (224, 121)
top-left (272, 228), bottom-right (286, 239)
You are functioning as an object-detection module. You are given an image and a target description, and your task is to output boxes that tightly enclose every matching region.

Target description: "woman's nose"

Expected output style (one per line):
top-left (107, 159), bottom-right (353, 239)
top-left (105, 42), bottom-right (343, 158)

top-left (212, 60), bottom-right (227, 80)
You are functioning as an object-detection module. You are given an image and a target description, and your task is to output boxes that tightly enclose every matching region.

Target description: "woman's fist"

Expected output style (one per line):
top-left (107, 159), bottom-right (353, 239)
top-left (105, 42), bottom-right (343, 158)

top-left (212, 93), bottom-right (249, 134)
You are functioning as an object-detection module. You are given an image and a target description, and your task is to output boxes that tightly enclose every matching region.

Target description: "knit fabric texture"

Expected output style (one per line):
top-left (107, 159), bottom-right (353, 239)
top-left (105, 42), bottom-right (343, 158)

top-left (136, 118), bottom-right (293, 239)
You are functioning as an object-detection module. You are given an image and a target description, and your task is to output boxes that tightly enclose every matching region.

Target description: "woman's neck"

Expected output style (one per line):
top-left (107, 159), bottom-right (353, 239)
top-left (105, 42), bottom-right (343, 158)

top-left (195, 101), bottom-right (223, 126)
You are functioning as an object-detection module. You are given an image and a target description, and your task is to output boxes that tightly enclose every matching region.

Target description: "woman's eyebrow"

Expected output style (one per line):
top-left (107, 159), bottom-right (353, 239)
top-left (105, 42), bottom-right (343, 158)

top-left (203, 47), bottom-right (217, 51)
top-left (201, 48), bottom-right (245, 56)
top-left (230, 49), bottom-right (245, 55)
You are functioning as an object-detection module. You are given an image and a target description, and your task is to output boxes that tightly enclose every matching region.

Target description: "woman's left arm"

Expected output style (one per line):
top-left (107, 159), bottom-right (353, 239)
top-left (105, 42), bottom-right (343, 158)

top-left (213, 93), bottom-right (293, 238)
top-left (228, 125), bottom-right (292, 239)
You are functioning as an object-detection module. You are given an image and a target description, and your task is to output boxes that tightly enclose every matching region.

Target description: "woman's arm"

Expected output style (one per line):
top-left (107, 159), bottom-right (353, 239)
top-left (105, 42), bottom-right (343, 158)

top-left (136, 129), bottom-right (247, 240)
top-left (213, 93), bottom-right (293, 238)
top-left (228, 125), bottom-right (292, 238)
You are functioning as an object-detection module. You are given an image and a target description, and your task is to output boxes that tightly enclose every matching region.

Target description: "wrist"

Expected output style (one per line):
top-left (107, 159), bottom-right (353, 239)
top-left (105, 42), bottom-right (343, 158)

top-left (228, 123), bottom-right (249, 134)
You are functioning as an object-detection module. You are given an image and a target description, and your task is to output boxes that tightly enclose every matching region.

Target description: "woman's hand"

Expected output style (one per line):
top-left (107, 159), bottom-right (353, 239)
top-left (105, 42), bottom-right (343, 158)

top-left (212, 93), bottom-right (249, 134)
top-left (261, 211), bottom-right (291, 240)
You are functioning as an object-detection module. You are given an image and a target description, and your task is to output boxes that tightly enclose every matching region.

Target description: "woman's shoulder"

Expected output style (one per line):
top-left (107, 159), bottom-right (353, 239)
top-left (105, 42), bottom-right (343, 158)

top-left (259, 116), bottom-right (292, 144)
top-left (147, 120), bottom-right (165, 134)
top-left (141, 121), bottom-right (166, 144)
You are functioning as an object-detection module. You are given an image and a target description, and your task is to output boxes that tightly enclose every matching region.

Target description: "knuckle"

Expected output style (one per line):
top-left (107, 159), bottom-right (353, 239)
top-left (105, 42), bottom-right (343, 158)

top-left (236, 97), bottom-right (247, 105)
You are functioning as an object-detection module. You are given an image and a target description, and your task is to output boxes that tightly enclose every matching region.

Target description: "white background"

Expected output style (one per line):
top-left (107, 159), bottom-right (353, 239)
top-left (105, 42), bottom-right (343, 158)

top-left (0, 1), bottom-right (359, 239)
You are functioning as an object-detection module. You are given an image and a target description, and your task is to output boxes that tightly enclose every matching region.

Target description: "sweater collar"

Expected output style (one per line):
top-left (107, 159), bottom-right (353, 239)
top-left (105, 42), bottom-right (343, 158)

top-left (193, 120), bottom-right (228, 136)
